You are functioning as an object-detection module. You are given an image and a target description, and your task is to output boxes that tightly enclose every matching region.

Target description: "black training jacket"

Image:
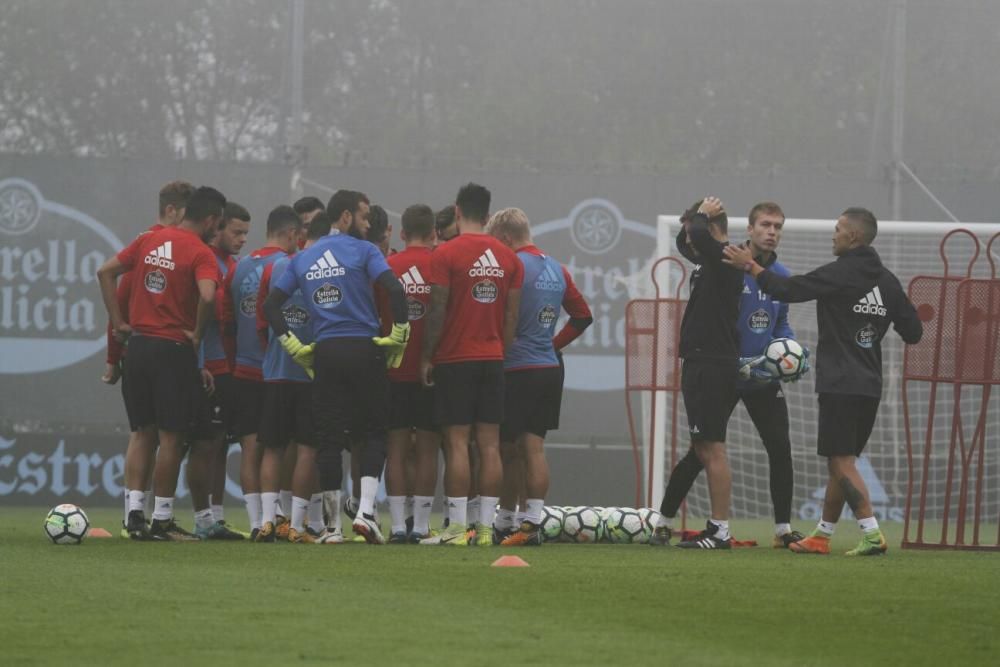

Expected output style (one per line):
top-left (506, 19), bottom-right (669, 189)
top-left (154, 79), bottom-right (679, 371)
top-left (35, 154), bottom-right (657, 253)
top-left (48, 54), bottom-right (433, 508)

top-left (756, 245), bottom-right (923, 398)
top-left (675, 214), bottom-right (744, 364)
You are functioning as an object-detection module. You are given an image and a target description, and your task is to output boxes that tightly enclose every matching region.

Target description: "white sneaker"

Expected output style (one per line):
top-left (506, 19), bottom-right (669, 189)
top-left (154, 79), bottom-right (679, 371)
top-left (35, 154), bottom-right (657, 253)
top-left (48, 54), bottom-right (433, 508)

top-left (316, 527), bottom-right (344, 544)
top-left (352, 514), bottom-right (385, 545)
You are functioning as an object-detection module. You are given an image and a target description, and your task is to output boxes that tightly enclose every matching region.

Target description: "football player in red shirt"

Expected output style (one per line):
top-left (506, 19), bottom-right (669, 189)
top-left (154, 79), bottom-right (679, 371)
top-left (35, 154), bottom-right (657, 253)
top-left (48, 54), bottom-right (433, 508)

top-left (97, 186), bottom-right (225, 540)
top-left (420, 183), bottom-right (523, 546)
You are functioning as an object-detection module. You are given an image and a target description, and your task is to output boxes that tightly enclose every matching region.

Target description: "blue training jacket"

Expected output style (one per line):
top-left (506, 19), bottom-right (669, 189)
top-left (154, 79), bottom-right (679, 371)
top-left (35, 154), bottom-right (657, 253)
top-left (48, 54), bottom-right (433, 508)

top-left (738, 253), bottom-right (794, 389)
top-left (504, 248), bottom-right (565, 371)
top-left (262, 255), bottom-right (314, 383)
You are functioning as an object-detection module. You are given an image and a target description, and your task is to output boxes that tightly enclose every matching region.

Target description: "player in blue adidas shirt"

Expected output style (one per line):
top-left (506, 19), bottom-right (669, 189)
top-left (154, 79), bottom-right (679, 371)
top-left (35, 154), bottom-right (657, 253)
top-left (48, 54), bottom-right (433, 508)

top-left (651, 202), bottom-right (808, 549)
top-left (486, 208), bottom-right (592, 546)
top-left (262, 189), bottom-right (410, 544)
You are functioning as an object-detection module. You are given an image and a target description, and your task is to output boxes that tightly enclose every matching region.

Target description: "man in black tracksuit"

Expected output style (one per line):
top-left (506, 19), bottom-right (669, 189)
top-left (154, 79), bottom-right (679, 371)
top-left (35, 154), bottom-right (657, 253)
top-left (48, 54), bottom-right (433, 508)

top-left (724, 207), bottom-right (922, 556)
top-left (650, 196), bottom-right (745, 550)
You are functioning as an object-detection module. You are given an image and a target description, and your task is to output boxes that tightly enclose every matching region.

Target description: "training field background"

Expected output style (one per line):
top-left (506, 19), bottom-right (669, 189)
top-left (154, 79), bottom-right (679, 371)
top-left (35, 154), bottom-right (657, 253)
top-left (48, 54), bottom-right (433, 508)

top-left (4, 508), bottom-right (999, 667)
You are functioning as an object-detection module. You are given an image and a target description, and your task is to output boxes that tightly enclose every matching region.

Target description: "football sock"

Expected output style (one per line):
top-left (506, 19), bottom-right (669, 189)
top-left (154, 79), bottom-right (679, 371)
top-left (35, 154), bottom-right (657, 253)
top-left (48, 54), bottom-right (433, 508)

top-left (211, 504), bottom-right (225, 523)
top-left (479, 496), bottom-right (498, 527)
top-left (278, 490), bottom-right (292, 518)
top-left (291, 496), bottom-right (309, 532)
top-left (775, 523), bottom-right (792, 536)
top-left (495, 508), bottom-right (516, 531)
top-left (322, 490), bottom-right (342, 531)
top-left (816, 520), bottom-right (836, 536)
top-left (858, 516), bottom-right (879, 534)
top-left (467, 497), bottom-right (481, 526)
top-left (388, 495), bottom-right (407, 533)
top-left (359, 476), bottom-right (378, 518)
top-left (127, 490), bottom-right (145, 514)
top-left (515, 509), bottom-right (527, 525)
top-left (525, 499), bottom-right (544, 525)
top-left (261, 491), bottom-right (279, 525)
top-left (308, 493), bottom-right (324, 532)
top-left (244, 492), bottom-right (262, 531)
top-left (194, 508), bottom-right (214, 531)
top-left (152, 496), bottom-right (174, 521)
top-left (123, 489), bottom-right (130, 523)
top-left (655, 514), bottom-right (674, 529)
top-left (413, 495), bottom-right (433, 535)
top-left (447, 496), bottom-right (468, 527)
top-left (709, 519), bottom-right (730, 540)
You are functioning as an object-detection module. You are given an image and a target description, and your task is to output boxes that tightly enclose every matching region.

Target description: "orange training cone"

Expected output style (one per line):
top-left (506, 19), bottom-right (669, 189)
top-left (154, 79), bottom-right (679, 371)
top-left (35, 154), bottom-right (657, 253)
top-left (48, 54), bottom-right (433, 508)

top-left (87, 528), bottom-right (113, 538)
top-left (491, 555), bottom-right (530, 567)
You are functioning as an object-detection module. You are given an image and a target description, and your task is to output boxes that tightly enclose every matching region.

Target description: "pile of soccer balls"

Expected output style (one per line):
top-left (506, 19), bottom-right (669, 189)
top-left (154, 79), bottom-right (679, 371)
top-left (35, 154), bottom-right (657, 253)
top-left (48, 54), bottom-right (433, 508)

top-left (541, 506), bottom-right (663, 544)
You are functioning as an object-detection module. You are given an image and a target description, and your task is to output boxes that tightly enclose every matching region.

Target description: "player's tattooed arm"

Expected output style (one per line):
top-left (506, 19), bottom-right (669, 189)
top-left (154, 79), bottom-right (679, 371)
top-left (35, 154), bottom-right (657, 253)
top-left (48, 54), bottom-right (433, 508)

top-left (187, 278), bottom-right (217, 348)
top-left (262, 288), bottom-right (292, 337)
top-left (96, 255), bottom-right (131, 341)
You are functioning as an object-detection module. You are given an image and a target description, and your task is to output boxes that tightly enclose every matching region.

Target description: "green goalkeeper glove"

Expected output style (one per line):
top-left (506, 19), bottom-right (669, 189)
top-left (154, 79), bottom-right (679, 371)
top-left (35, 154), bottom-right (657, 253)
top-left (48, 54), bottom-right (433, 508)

top-left (279, 332), bottom-right (315, 379)
top-left (372, 322), bottom-right (411, 369)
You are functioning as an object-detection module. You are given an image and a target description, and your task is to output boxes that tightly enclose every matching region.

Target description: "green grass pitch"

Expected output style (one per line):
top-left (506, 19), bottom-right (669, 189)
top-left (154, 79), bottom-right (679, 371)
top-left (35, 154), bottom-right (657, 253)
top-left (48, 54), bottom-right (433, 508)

top-left (3, 507), bottom-right (998, 666)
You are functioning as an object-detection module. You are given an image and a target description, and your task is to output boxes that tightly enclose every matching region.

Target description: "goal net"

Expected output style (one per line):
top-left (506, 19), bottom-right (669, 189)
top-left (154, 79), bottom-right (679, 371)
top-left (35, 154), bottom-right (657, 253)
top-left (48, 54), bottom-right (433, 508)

top-left (641, 217), bottom-right (1000, 526)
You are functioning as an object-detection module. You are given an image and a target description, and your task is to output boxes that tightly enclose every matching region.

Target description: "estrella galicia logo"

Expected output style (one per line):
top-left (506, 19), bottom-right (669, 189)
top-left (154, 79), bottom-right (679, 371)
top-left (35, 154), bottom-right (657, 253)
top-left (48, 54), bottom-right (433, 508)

top-left (748, 308), bottom-right (771, 334)
top-left (312, 283), bottom-right (341, 308)
top-left (282, 304), bottom-right (309, 329)
top-left (239, 266), bottom-right (262, 317)
top-left (471, 280), bottom-right (498, 304)
top-left (0, 178), bottom-right (124, 374)
top-left (406, 297), bottom-right (426, 321)
top-left (855, 323), bottom-right (877, 348)
top-left (144, 270), bottom-right (167, 294)
top-left (239, 294), bottom-right (257, 317)
top-left (537, 304), bottom-right (557, 326)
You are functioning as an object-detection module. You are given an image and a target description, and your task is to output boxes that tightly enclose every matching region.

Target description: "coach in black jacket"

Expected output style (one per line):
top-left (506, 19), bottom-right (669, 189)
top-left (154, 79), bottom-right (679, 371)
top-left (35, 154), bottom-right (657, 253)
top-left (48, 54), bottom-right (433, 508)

top-left (723, 207), bottom-right (922, 556)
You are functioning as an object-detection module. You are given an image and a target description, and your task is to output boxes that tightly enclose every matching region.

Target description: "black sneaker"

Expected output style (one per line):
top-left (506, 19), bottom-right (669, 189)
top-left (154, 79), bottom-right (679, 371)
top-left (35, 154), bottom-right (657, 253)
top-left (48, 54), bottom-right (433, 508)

top-left (492, 526), bottom-right (515, 545)
top-left (676, 521), bottom-right (732, 550)
top-left (387, 531), bottom-right (408, 544)
top-left (648, 525), bottom-right (673, 547)
top-left (773, 530), bottom-right (806, 549)
top-left (149, 518), bottom-right (200, 542)
top-left (127, 510), bottom-right (156, 541)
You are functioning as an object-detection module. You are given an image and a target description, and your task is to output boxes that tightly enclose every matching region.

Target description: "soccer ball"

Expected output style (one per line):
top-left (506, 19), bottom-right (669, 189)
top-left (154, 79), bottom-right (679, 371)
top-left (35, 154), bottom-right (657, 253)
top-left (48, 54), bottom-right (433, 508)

top-left (606, 508), bottom-right (646, 544)
top-left (763, 337), bottom-right (806, 380)
top-left (539, 506), bottom-right (565, 542)
top-left (44, 504), bottom-right (89, 544)
top-left (637, 508), bottom-right (663, 543)
top-left (561, 506), bottom-right (604, 543)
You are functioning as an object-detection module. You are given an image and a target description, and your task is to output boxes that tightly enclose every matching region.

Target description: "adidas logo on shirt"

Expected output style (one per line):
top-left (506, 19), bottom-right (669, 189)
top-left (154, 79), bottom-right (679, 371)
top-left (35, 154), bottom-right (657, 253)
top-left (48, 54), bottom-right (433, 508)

top-left (144, 241), bottom-right (176, 270)
top-left (534, 264), bottom-right (563, 291)
top-left (306, 249), bottom-right (346, 279)
top-left (853, 286), bottom-right (887, 316)
top-left (400, 266), bottom-right (431, 294)
top-left (468, 249), bottom-right (505, 277)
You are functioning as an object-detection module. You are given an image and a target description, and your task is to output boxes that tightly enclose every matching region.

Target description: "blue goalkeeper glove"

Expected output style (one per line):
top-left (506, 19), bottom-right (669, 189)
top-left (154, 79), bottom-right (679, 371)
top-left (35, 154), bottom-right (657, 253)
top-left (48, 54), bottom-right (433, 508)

top-left (279, 332), bottom-right (315, 379)
top-left (372, 322), bottom-right (411, 369)
top-left (738, 355), bottom-right (775, 385)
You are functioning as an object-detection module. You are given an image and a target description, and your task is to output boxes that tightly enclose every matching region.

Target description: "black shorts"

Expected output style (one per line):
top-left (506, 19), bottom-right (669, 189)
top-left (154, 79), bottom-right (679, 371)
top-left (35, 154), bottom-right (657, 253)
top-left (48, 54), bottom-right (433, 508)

top-left (387, 381), bottom-right (436, 431)
top-left (189, 373), bottom-right (236, 441)
top-left (433, 360), bottom-right (504, 426)
top-left (259, 382), bottom-right (314, 448)
top-left (312, 338), bottom-right (388, 450)
top-left (123, 335), bottom-right (201, 433)
top-left (501, 366), bottom-right (564, 440)
top-left (681, 358), bottom-right (739, 443)
top-left (817, 393), bottom-right (880, 457)
top-left (231, 377), bottom-right (265, 438)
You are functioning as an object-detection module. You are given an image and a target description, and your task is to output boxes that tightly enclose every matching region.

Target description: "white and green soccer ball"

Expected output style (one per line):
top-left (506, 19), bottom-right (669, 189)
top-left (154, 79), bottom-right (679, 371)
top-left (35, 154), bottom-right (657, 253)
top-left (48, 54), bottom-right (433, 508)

top-left (606, 508), bottom-right (647, 544)
top-left (636, 508), bottom-right (663, 543)
top-left (539, 506), bottom-right (565, 542)
top-left (44, 504), bottom-right (89, 545)
top-left (561, 506), bottom-right (604, 543)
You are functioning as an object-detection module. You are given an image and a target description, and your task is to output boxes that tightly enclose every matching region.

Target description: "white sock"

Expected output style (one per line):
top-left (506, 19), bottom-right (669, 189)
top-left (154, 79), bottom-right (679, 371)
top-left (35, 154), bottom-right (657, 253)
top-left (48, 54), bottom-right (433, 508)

top-left (123, 489), bottom-right (130, 523)
top-left (388, 495), bottom-right (407, 533)
top-left (261, 491), bottom-right (279, 525)
top-left (413, 495), bottom-right (433, 535)
top-left (278, 490), bottom-right (292, 517)
top-left (152, 496), bottom-right (174, 521)
top-left (211, 504), bottom-right (225, 523)
top-left (479, 496), bottom-right (498, 527)
top-left (858, 516), bottom-right (879, 533)
top-left (515, 509), bottom-right (527, 525)
top-left (322, 490), bottom-right (342, 531)
top-left (467, 497), bottom-right (481, 525)
top-left (127, 490), bottom-right (145, 514)
top-left (358, 476), bottom-right (378, 518)
top-left (244, 492), bottom-right (262, 530)
top-left (656, 514), bottom-right (675, 529)
top-left (525, 498), bottom-right (544, 525)
top-left (817, 520), bottom-right (836, 536)
top-left (194, 508), bottom-right (215, 530)
top-left (495, 508), bottom-right (516, 531)
top-left (709, 518), bottom-right (730, 540)
top-left (308, 493), bottom-right (324, 532)
top-left (447, 497), bottom-right (468, 527)
top-left (775, 522), bottom-right (792, 537)
top-left (291, 496), bottom-right (309, 532)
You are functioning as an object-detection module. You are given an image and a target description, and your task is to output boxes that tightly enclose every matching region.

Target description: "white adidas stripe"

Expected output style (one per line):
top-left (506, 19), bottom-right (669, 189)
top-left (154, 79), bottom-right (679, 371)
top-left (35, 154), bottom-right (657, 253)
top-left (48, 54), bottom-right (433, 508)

top-left (483, 248), bottom-right (500, 268)
top-left (409, 266), bottom-right (425, 284)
